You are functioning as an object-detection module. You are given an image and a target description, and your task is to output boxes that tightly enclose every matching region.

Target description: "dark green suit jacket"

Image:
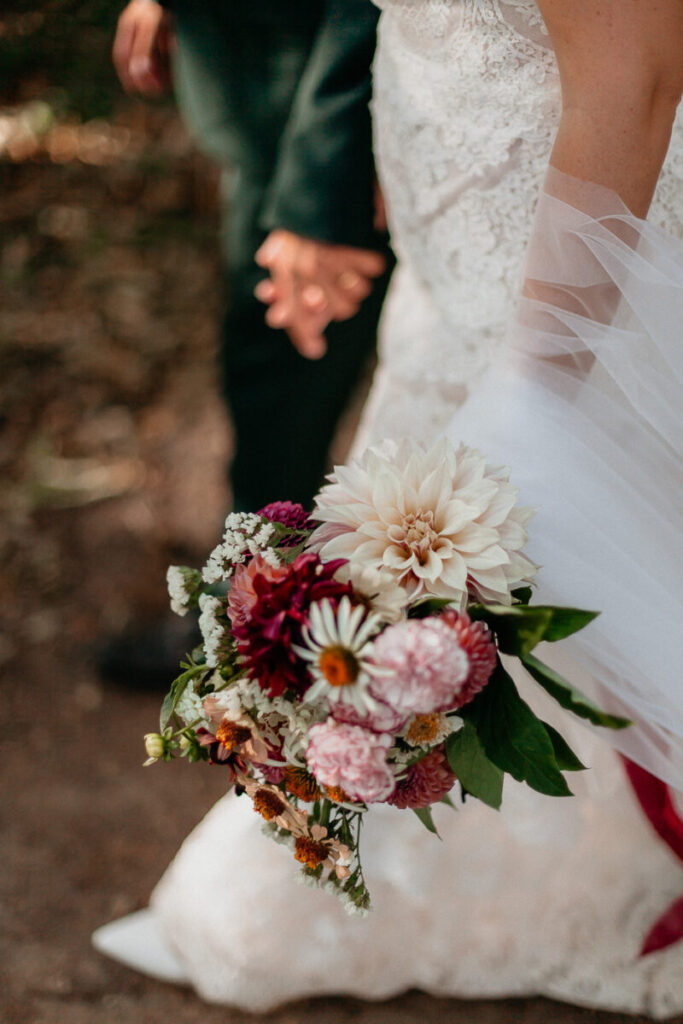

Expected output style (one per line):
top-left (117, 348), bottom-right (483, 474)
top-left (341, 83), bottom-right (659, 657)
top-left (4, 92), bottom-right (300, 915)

top-left (167, 0), bottom-right (382, 250)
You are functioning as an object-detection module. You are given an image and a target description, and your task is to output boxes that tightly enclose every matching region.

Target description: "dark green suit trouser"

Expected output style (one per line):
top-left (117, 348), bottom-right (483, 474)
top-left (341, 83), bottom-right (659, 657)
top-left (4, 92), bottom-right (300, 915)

top-left (172, 1), bottom-right (391, 511)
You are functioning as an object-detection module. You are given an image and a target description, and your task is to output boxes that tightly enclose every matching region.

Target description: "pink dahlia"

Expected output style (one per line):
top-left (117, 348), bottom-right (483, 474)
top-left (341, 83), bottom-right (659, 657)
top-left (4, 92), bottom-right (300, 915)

top-left (232, 552), bottom-right (352, 697)
top-left (257, 501), bottom-right (312, 544)
top-left (369, 619), bottom-right (470, 716)
top-left (332, 697), bottom-right (410, 735)
top-left (227, 554), bottom-right (290, 632)
top-left (306, 719), bottom-right (395, 804)
top-left (440, 609), bottom-right (497, 706)
top-left (388, 746), bottom-right (456, 809)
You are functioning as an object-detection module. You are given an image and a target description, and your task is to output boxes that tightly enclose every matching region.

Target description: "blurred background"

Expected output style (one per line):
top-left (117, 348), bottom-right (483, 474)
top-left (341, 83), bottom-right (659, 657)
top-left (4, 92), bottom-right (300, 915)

top-left (0, 6), bottom-right (672, 1023)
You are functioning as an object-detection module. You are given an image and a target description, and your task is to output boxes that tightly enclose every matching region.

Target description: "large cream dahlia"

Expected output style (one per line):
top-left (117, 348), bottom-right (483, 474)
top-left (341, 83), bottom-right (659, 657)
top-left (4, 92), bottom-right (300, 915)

top-left (310, 439), bottom-right (537, 608)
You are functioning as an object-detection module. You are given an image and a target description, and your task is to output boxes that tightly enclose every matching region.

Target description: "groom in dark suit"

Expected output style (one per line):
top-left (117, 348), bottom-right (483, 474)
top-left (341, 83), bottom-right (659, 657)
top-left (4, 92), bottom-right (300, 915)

top-left (113, 0), bottom-right (390, 512)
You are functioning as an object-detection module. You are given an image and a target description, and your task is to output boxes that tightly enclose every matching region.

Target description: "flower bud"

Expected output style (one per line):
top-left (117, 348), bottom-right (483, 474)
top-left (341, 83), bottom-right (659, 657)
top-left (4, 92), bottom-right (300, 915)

top-left (178, 734), bottom-right (192, 753)
top-left (144, 732), bottom-right (166, 761)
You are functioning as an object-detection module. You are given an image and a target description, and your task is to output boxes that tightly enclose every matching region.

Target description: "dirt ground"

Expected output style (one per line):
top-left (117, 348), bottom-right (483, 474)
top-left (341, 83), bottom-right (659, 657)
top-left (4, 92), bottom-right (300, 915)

top-left (0, 70), bottom-right (680, 1024)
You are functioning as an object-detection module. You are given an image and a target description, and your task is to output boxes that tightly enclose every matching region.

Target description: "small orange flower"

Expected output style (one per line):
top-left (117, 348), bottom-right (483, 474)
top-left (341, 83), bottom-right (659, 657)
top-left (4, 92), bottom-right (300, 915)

top-left (294, 836), bottom-right (330, 870)
top-left (252, 788), bottom-right (286, 821)
top-left (216, 721), bottom-right (252, 750)
top-left (285, 766), bottom-right (322, 802)
top-left (319, 646), bottom-right (359, 687)
top-left (405, 713), bottom-right (444, 747)
top-left (325, 785), bottom-right (351, 804)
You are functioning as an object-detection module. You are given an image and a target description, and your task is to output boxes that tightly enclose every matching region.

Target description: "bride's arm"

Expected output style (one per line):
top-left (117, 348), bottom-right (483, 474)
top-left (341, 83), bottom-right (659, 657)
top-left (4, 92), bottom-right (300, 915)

top-left (537, 0), bottom-right (683, 216)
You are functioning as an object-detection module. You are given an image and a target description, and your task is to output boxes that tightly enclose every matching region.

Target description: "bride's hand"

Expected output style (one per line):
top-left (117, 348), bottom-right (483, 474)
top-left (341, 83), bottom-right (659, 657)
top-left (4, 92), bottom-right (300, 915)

top-left (254, 230), bottom-right (386, 360)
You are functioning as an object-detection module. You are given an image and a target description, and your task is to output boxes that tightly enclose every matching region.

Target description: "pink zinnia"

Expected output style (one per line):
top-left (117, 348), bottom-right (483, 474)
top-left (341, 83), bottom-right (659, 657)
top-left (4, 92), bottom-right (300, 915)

top-left (369, 619), bottom-right (470, 716)
top-left (306, 719), bottom-right (395, 804)
top-left (440, 610), bottom-right (497, 706)
top-left (387, 746), bottom-right (456, 809)
top-left (332, 698), bottom-right (410, 735)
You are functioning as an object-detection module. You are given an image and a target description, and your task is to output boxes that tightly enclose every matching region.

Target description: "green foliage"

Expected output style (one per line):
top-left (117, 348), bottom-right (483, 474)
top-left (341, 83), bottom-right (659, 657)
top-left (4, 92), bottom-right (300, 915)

top-left (445, 721), bottom-right (504, 809)
top-left (522, 653), bottom-right (630, 729)
top-left (542, 722), bottom-right (586, 771)
top-left (469, 603), bottom-right (599, 658)
top-left (412, 805), bottom-right (441, 837)
top-left (159, 658), bottom-right (209, 731)
top-left (407, 597), bottom-right (454, 618)
top-left (461, 663), bottom-right (573, 797)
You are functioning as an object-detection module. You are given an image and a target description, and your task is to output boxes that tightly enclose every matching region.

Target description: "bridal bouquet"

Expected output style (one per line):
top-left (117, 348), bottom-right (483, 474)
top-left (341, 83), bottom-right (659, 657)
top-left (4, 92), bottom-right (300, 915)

top-left (145, 440), bottom-right (628, 915)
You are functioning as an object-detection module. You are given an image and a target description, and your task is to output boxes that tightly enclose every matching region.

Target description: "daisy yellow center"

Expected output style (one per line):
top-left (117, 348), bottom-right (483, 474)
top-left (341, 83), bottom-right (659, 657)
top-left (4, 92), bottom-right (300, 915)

top-left (391, 510), bottom-right (440, 565)
top-left (406, 713), bottom-right (443, 746)
top-left (319, 646), bottom-right (359, 687)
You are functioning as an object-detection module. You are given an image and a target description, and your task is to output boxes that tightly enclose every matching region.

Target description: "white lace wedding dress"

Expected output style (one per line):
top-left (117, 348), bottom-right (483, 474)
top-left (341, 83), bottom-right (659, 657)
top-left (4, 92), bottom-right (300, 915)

top-left (93, 1), bottom-right (683, 1016)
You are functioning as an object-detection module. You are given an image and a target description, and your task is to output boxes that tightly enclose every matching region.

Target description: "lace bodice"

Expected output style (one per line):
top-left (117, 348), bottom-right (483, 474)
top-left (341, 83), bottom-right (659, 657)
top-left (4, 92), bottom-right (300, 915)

top-left (356, 0), bottom-right (683, 445)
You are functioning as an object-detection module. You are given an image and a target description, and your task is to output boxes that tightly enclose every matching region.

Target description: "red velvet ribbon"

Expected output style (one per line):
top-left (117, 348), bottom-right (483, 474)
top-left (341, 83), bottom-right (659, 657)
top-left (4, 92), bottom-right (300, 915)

top-left (622, 757), bottom-right (683, 956)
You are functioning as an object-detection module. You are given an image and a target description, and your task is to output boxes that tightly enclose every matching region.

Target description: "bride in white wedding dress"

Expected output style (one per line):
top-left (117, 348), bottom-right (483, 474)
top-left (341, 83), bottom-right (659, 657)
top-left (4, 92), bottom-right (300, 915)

top-left (94, 1), bottom-right (683, 1016)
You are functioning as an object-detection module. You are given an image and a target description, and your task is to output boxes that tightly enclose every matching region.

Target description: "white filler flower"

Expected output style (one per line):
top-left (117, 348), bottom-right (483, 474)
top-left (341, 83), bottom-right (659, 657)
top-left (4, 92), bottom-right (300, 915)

top-left (293, 597), bottom-right (383, 714)
top-left (311, 438), bottom-right (537, 608)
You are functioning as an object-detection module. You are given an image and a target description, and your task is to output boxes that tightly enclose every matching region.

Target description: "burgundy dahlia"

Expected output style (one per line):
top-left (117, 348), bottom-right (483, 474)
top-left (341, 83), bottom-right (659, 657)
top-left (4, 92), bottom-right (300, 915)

top-left (257, 501), bottom-right (313, 544)
top-left (387, 746), bottom-right (456, 809)
top-left (232, 552), bottom-right (352, 697)
top-left (440, 610), bottom-right (497, 706)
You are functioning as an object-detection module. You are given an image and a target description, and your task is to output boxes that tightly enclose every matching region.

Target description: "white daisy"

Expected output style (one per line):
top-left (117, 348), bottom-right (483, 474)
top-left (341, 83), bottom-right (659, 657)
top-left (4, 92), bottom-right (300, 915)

top-left (293, 597), bottom-right (383, 715)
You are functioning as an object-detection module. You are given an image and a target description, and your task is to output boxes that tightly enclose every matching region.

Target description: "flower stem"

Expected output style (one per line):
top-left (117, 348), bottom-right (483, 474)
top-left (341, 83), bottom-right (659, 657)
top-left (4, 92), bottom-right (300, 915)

top-left (319, 798), bottom-right (332, 828)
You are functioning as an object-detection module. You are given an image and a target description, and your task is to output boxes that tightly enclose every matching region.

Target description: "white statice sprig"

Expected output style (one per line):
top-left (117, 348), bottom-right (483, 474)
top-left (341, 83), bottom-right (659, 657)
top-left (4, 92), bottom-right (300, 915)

top-left (198, 593), bottom-right (226, 669)
top-left (202, 513), bottom-right (280, 584)
top-left (167, 565), bottom-right (203, 617)
top-left (174, 682), bottom-right (212, 731)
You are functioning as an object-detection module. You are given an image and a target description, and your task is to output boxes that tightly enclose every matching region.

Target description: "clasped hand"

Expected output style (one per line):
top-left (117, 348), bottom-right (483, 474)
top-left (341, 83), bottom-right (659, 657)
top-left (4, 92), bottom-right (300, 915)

top-left (255, 231), bottom-right (386, 360)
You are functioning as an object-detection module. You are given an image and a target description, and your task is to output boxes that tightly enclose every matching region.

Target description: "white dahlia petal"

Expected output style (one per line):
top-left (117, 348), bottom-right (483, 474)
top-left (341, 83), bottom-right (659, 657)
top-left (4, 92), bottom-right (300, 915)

top-left (311, 440), bottom-right (537, 607)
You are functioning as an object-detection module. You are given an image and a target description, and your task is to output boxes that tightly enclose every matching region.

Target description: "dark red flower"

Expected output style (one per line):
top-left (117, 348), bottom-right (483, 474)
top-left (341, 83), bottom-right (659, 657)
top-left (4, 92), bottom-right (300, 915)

top-left (387, 746), bottom-right (456, 809)
top-left (257, 501), bottom-right (313, 545)
top-left (233, 552), bottom-right (352, 697)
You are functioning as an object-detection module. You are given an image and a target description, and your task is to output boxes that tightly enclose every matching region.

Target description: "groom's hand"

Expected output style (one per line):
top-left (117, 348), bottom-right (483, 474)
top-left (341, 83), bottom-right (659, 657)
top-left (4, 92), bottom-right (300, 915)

top-left (254, 231), bottom-right (386, 360)
top-left (113, 0), bottom-right (173, 97)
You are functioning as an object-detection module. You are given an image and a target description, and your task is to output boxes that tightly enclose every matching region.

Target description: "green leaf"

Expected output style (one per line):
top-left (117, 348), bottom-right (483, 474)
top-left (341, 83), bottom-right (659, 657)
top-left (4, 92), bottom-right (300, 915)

top-left (159, 661), bottom-right (208, 730)
top-left (279, 540), bottom-right (308, 566)
top-left (511, 586), bottom-right (533, 605)
top-left (461, 663), bottom-right (572, 797)
top-left (159, 693), bottom-right (176, 732)
top-left (469, 604), bottom-right (554, 657)
top-left (540, 607), bottom-right (600, 642)
top-left (440, 793), bottom-right (457, 810)
top-left (542, 722), bottom-right (586, 771)
top-left (445, 721), bottom-right (504, 809)
top-left (522, 654), bottom-right (631, 730)
top-left (469, 604), bottom-right (598, 657)
top-left (412, 805), bottom-right (441, 837)
top-left (408, 597), bottom-right (454, 619)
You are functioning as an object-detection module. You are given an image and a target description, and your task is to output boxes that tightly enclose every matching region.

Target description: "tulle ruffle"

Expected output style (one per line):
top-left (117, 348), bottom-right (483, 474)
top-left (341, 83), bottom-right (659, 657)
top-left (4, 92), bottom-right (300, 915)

top-left (445, 168), bottom-right (683, 790)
